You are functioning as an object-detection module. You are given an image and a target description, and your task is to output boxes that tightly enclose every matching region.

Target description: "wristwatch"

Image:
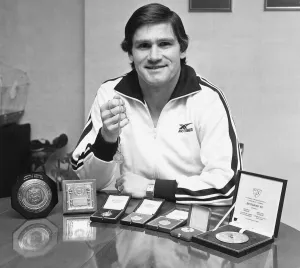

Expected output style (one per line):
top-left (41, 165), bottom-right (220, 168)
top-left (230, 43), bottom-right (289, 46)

top-left (146, 180), bottom-right (155, 199)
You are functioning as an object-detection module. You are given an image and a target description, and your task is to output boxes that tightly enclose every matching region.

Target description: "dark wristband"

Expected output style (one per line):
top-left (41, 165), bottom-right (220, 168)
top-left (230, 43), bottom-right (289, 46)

top-left (91, 128), bottom-right (118, 161)
top-left (154, 179), bottom-right (177, 202)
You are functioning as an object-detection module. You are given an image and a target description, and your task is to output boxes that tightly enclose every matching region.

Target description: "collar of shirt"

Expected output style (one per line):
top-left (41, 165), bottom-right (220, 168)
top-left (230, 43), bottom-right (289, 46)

top-left (114, 64), bottom-right (202, 103)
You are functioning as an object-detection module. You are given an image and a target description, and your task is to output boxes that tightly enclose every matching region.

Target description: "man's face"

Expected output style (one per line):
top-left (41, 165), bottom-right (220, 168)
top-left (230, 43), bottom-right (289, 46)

top-left (129, 23), bottom-right (186, 89)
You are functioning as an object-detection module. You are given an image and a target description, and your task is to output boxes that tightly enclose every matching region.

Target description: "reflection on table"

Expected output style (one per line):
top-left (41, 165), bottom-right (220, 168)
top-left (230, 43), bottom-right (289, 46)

top-left (0, 191), bottom-right (299, 268)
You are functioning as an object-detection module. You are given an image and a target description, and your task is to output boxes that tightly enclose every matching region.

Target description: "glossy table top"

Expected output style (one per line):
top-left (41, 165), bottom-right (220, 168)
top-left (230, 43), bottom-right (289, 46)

top-left (0, 191), bottom-right (299, 268)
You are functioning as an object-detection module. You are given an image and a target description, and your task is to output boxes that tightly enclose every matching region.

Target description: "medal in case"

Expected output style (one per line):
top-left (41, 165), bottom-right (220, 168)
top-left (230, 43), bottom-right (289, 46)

top-left (192, 170), bottom-right (288, 257)
top-left (120, 198), bottom-right (165, 227)
top-left (90, 194), bottom-right (131, 223)
top-left (170, 204), bottom-right (211, 242)
top-left (216, 231), bottom-right (249, 244)
top-left (146, 206), bottom-right (190, 233)
top-left (62, 179), bottom-right (97, 214)
top-left (11, 173), bottom-right (58, 219)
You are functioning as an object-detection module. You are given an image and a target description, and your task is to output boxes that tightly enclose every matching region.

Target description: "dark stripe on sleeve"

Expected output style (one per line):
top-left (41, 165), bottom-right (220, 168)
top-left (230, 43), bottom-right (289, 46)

top-left (176, 177), bottom-right (235, 197)
top-left (75, 120), bottom-right (93, 147)
top-left (176, 190), bottom-right (234, 202)
top-left (198, 78), bottom-right (239, 175)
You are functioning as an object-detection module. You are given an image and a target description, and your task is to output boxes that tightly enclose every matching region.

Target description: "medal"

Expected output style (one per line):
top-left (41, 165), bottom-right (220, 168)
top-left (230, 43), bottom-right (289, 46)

top-left (131, 215), bottom-right (143, 221)
top-left (158, 220), bottom-right (171, 226)
top-left (181, 227), bottom-right (195, 233)
top-left (215, 231), bottom-right (249, 244)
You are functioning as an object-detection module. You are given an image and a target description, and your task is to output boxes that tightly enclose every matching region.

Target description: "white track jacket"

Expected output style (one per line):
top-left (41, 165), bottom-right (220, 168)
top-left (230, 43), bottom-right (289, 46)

top-left (71, 65), bottom-right (242, 205)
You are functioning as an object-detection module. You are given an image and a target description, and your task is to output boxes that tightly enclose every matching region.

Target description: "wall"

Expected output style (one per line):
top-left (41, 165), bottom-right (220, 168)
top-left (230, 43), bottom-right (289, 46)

top-left (0, 0), bottom-right (84, 153)
top-left (85, 0), bottom-right (300, 230)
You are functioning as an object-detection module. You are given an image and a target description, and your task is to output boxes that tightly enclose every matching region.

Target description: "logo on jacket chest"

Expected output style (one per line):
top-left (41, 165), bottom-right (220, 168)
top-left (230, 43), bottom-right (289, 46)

top-left (178, 123), bottom-right (193, 133)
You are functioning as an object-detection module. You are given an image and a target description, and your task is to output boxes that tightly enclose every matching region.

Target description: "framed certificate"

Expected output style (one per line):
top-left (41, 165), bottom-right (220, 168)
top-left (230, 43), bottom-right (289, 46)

top-left (62, 179), bottom-right (97, 214)
top-left (120, 198), bottom-right (165, 227)
top-left (192, 170), bottom-right (287, 258)
top-left (90, 194), bottom-right (131, 223)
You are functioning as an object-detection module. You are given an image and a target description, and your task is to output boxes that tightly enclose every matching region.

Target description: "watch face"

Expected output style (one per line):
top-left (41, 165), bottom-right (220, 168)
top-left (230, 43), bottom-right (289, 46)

top-left (146, 185), bottom-right (154, 198)
top-left (147, 185), bottom-right (154, 192)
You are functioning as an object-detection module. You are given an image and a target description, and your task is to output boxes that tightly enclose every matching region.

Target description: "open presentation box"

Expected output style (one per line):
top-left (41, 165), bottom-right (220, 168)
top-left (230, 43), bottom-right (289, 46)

top-left (192, 170), bottom-right (287, 258)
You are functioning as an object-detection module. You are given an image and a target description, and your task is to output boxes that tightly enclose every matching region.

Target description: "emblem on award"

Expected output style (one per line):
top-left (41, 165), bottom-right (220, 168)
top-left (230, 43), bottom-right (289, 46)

top-left (62, 179), bottom-right (97, 214)
top-left (13, 218), bottom-right (58, 258)
top-left (11, 173), bottom-right (58, 219)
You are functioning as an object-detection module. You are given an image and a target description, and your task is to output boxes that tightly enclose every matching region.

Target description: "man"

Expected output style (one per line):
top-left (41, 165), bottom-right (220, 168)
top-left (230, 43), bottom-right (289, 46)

top-left (71, 3), bottom-right (241, 205)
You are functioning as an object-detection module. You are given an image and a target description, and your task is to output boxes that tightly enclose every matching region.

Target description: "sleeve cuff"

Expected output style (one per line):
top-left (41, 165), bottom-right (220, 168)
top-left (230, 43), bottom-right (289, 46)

top-left (91, 128), bottom-right (118, 161)
top-left (154, 179), bottom-right (177, 202)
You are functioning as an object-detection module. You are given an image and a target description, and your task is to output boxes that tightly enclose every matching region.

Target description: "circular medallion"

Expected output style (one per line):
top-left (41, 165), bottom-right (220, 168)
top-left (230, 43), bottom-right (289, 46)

top-left (113, 152), bottom-right (124, 163)
top-left (215, 231), bottom-right (249, 244)
top-left (158, 220), bottom-right (171, 226)
top-left (131, 215), bottom-right (142, 221)
top-left (17, 179), bottom-right (52, 213)
top-left (11, 173), bottom-right (58, 219)
top-left (181, 227), bottom-right (195, 233)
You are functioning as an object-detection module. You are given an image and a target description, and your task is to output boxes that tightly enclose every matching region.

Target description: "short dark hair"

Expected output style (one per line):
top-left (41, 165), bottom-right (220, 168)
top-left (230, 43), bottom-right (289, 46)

top-left (121, 3), bottom-right (189, 67)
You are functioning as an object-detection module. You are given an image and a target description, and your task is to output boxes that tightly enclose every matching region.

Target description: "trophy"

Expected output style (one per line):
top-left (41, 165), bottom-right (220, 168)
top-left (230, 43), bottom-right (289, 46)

top-left (11, 173), bottom-right (58, 219)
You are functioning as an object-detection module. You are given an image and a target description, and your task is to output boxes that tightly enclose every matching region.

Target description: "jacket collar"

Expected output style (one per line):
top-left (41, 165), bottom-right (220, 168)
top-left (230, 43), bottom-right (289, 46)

top-left (115, 64), bottom-right (201, 103)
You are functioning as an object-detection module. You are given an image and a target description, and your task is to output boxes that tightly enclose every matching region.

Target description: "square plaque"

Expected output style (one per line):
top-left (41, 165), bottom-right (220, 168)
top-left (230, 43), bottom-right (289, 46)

top-left (120, 198), bottom-right (165, 227)
top-left (90, 194), bottom-right (131, 223)
top-left (171, 204), bottom-right (211, 242)
top-left (192, 170), bottom-right (287, 257)
top-left (62, 179), bottom-right (97, 214)
top-left (146, 206), bottom-right (190, 233)
top-left (63, 215), bottom-right (96, 241)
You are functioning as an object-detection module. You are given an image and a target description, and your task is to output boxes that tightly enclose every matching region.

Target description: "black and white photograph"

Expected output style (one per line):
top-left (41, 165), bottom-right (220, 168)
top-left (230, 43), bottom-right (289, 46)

top-left (0, 0), bottom-right (299, 267)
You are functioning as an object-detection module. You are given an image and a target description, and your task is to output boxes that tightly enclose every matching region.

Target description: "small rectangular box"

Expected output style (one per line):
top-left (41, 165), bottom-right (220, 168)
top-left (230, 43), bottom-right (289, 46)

top-left (90, 194), bottom-right (131, 223)
top-left (145, 205), bottom-right (190, 233)
top-left (62, 179), bottom-right (97, 214)
top-left (192, 170), bottom-right (287, 258)
top-left (170, 204), bottom-right (211, 242)
top-left (120, 198), bottom-right (165, 227)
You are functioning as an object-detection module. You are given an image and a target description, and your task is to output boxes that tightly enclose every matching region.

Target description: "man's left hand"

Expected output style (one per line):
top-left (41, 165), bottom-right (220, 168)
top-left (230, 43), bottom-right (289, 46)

top-left (115, 172), bottom-right (151, 198)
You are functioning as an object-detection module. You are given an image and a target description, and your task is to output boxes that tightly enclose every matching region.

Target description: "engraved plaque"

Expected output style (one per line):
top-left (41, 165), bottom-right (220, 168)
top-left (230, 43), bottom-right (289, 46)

top-left (63, 216), bottom-right (96, 241)
top-left (62, 179), bottom-right (97, 214)
top-left (11, 173), bottom-right (58, 219)
top-left (13, 218), bottom-right (58, 258)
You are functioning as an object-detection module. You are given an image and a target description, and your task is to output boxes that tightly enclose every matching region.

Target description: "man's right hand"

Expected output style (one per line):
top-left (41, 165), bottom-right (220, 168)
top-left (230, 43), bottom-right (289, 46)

top-left (100, 94), bottom-right (129, 143)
